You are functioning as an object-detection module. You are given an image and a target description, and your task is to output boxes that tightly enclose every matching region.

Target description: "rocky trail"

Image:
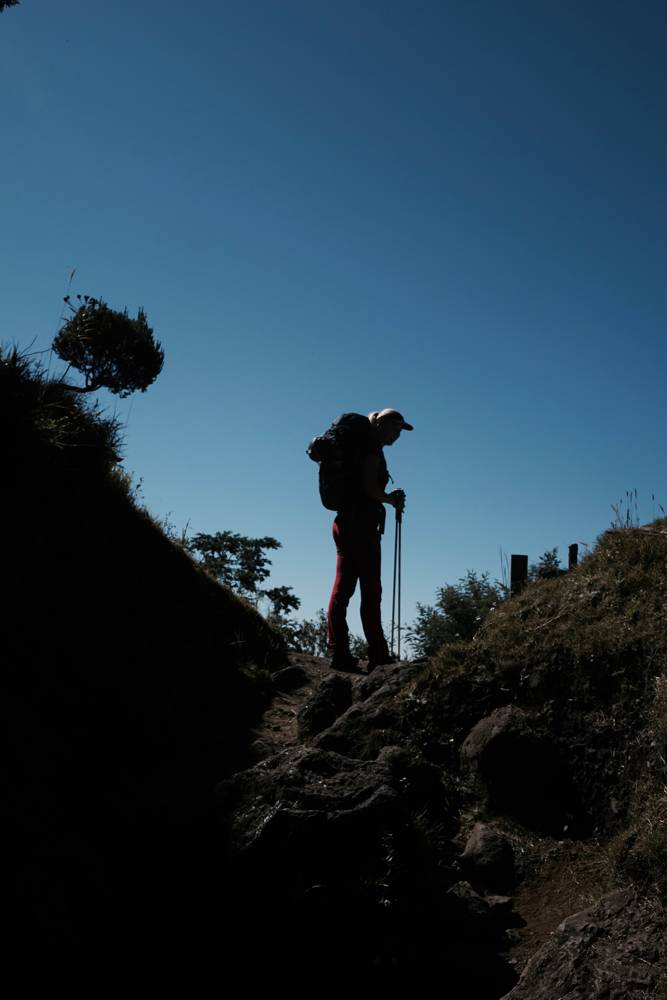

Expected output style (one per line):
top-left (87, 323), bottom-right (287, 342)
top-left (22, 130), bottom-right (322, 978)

top-left (217, 651), bottom-right (667, 996)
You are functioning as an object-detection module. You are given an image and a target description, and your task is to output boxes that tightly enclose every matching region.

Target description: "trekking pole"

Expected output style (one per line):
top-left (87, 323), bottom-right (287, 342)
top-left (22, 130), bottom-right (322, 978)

top-left (390, 514), bottom-right (398, 655)
top-left (390, 508), bottom-right (403, 658)
top-left (397, 510), bottom-right (402, 659)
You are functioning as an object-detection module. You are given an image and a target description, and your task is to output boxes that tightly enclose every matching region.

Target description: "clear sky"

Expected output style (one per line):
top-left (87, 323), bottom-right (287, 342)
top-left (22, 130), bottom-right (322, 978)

top-left (3, 1), bottom-right (667, 647)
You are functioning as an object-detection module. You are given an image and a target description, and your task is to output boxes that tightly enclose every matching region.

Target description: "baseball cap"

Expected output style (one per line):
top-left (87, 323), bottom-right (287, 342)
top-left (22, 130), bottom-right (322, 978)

top-left (376, 408), bottom-right (414, 430)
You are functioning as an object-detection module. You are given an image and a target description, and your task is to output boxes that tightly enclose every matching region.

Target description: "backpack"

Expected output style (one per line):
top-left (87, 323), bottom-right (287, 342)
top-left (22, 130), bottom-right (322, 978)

top-left (307, 412), bottom-right (370, 511)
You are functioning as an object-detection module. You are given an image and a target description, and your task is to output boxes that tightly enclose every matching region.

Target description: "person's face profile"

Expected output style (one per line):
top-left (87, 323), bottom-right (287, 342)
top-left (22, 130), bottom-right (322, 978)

top-left (382, 422), bottom-right (402, 445)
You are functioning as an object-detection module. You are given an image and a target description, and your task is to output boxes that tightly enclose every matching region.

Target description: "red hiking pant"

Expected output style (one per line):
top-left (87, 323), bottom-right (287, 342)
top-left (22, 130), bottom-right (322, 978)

top-left (327, 514), bottom-right (390, 660)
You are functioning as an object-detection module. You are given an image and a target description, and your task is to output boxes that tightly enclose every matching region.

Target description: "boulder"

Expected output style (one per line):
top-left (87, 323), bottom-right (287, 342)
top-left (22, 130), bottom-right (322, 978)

top-left (445, 881), bottom-right (521, 996)
top-left (218, 744), bottom-right (404, 858)
top-left (313, 661), bottom-right (417, 759)
top-left (296, 673), bottom-right (353, 739)
top-left (353, 659), bottom-right (416, 702)
top-left (460, 821), bottom-right (516, 893)
top-left (461, 705), bottom-right (585, 835)
top-left (447, 879), bottom-right (492, 925)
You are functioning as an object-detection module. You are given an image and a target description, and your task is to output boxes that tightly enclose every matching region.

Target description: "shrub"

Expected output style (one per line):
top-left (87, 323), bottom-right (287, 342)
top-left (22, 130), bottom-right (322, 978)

top-left (409, 570), bottom-right (505, 658)
top-left (54, 295), bottom-right (164, 398)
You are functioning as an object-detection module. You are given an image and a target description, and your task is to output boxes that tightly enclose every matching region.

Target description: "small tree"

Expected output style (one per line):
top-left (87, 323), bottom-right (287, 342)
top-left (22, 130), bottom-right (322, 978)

top-left (187, 530), bottom-right (293, 608)
top-left (185, 528), bottom-right (368, 656)
top-left (529, 547), bottom-right (562, 581)
top-left (54, 295), bottom-right (164, 398)
top-left (264, 585), bottom-right (301, 618)
top-left (408, 570), bottom-right (505, 658)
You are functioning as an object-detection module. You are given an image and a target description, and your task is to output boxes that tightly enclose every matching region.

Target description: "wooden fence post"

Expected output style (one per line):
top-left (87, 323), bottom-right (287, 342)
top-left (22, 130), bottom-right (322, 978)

top-left (510, 554), bottom-right (528, 595)
top-left (568, 543), bottom-right (579, 570)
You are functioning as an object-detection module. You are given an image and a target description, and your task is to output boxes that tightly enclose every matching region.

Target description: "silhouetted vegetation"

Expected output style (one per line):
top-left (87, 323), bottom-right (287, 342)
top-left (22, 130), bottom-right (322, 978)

top-left (53, 294), bottom-right (164, 397)
top-left (264, 605), bottom-right (366, 658)
top-left (409, 549), bottom-right (569, 658)
top-left (186, 529), bottom-right (301, 619)
top-left (409, 570), bottom-right (506, 657)
top-left (185, 529), bottom-right (370, 656)
top-left (529, 546), bottom-right (562, 580)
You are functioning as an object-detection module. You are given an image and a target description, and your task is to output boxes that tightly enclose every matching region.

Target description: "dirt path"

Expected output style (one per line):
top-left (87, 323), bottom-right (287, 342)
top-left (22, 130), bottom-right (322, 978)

top-left (251, 652), bottom-right (370, 753)
top-left (248, 652), bottom-right (612, 981)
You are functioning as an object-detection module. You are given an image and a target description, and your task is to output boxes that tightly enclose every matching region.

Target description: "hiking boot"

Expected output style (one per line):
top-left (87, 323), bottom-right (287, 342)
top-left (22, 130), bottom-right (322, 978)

top-left (367, 653), bottom-right (398, 671)
top-left (330, 652), bottom-right (362, 673)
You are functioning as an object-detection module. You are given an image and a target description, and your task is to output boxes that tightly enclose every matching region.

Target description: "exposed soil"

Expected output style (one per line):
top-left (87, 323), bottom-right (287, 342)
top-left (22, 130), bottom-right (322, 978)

top-left (508, 836), bottom-right (614, 973)
top-left (250, 652), bottom-right (370, 753)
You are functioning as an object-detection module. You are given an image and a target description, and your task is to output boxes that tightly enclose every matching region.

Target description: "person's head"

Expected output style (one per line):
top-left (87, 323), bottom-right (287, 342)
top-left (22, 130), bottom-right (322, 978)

top-left (368, 408), bottom-right (414, 446)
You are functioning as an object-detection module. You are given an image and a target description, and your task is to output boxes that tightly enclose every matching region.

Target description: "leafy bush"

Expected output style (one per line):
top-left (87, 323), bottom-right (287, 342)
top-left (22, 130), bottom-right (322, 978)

top-left (54, 295), bottom-right (164, 397)
top-left (529, 547), bottom-right (562, 580)
top-left (268, 610), bottom-right (327, 655)
top-left (186, 530), bottom-right (303, 624)
top-left (265, 606), bottom-right (368, 658)
top-left (408, 570), bottom-right (506, 658)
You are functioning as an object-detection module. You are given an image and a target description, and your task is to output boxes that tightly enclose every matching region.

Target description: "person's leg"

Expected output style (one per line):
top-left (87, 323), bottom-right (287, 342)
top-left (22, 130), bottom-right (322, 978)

top-left (327, 517), bottom-right (359, 656)
top-left (357, 527), bottom-right (391, 663)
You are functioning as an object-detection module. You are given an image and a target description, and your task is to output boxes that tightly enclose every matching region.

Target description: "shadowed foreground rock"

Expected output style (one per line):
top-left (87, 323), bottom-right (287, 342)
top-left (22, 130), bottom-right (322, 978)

top-left (460, 822), bottom-right (516, 894)
top-left (312, 660), bottom-right (417, 758)
top-left (503, 888), bottom-right (667, 999)
top-left (296, 672), bottom-right (353, 738)
top-left (461, 704), bottom-right (588, 837)
top-left (218, 662), bottom-right (520, 993)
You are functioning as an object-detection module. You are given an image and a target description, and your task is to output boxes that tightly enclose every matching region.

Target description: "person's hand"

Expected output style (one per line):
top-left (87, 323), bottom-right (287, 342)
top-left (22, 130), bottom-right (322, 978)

top-left (387, 489), bottom-right (406, 513)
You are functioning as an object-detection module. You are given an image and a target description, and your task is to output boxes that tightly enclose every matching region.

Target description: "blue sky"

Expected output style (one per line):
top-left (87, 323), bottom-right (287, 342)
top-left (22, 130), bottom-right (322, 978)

top-left (3, 1), bottom-right (667, 647)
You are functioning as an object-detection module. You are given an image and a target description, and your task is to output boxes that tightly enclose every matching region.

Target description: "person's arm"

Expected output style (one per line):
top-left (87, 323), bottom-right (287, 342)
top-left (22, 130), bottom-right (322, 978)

top-left (363, 454), bottom-right (405, 510)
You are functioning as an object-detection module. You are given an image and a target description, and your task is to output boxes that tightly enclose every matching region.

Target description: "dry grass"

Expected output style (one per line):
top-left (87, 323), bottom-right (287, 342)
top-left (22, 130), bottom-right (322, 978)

top-left (408, 521), bottom-right (667, 928)
top-left (609, 675), bottom-right (667, 900)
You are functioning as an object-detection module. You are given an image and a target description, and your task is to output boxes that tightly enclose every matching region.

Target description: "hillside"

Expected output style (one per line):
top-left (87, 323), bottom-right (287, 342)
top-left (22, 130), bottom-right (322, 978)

top-left (404, 524), bottom-right (667, 995)
top-left (2, 349), bottom-right (287, 969)
top-left (3, 347), bottom-right (666, 995)
top-left (218, 532), bottom-right (667, 993)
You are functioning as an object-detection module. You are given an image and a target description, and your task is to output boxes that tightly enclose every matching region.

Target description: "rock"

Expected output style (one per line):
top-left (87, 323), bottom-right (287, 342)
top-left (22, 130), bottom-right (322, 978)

top-left (297, 674), bottom-right (353, 739)
top-left (503, 888), bottom-right (667, 999)
top-left (313, 661), bottom-right (418, 759)
top-left (461, 705), bottom-right (533, 763)
top-left (447, 880), bottom-right (491, 924)
top-left (461, 705), bottom-right (585, 835)
top-left (272, 664), bottom-right (309, 692)
top-left (216, 688), bottom-right (517, 989)
top-left (460, 821), bottom-right (515, 893)
top-left (217, 744), bottom-right (403, 857)
top-left (486, 894), bottom-right (525, 930)
top-left (447, 881), bottom-right (525, 938)
top-left (248, 736), bottom-right (276, 761)
top-left (444, 881), bottom-right (522, 996)
top-left (353, 659), bottom-right (416, 702)
top-left (311, 701), bottom-right (398, 758)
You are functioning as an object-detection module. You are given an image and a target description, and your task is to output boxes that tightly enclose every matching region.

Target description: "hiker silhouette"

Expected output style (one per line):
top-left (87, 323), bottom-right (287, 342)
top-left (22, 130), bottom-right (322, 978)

top-left (311, 408), bottom-right (413, 673)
